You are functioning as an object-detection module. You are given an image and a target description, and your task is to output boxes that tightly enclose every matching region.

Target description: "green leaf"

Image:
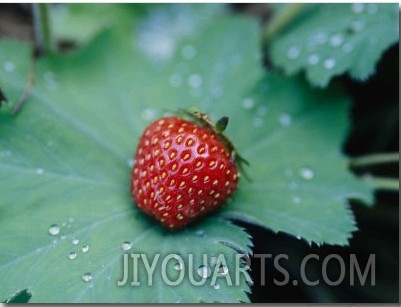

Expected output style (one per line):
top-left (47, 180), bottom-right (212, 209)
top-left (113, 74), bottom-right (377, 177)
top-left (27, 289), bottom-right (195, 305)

top-left (0, 4), bottom-right (372, 302)
top-left (220, 75), bottom-right (373, 246)
top-left (269, 3), bottom-right (399, 87)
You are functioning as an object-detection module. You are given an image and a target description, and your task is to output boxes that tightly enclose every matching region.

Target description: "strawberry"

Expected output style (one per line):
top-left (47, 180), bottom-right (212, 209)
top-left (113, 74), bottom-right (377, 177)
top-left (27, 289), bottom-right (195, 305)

top-left (130, 111), bottom-right (247, 229)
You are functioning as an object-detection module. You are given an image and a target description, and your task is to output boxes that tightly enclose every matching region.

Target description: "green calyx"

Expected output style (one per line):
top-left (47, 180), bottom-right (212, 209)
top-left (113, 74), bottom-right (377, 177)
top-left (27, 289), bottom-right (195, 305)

top-left (179, 108), bottom-right (251, 181)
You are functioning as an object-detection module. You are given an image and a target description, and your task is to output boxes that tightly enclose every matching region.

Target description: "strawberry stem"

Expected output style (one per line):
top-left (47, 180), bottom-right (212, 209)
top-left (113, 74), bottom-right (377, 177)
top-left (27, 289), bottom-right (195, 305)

top-left (180, 108), bottom-right (251, 181)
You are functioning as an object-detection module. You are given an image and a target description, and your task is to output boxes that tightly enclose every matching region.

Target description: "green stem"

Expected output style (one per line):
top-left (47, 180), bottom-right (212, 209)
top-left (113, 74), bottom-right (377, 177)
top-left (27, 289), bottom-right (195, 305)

top-left (263, 3), bottom-right (307, 44)
top-left (370, 177), bottom-right (399, 192)
top-left (32, 3), bottom-right (53, 55)
top-left (350, 152), bottom-right (399, 168)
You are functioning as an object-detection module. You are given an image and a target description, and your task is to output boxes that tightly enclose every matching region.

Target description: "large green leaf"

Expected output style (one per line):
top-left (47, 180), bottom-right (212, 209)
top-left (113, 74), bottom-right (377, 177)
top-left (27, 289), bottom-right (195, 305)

top-left (269, 3), bottom-right (399, 87)
top-left (0, 4), bottom-right (372, 303)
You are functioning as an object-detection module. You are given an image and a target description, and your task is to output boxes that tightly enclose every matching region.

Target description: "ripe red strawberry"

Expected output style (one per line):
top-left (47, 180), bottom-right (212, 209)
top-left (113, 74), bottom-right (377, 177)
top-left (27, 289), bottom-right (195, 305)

top-left (130, 112), bottom-right (246, 229)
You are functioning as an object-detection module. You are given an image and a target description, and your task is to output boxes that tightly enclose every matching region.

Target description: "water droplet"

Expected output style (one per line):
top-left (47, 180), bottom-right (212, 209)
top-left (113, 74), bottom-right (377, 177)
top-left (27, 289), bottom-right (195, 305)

top-left (3, 61), bottom-right (15, 72)
top-left (253, 117), bottom-right (263, 128)
top-left (36, 168), bottom-right (44, 175)
top-left (72, 238), bottom-right (79, 245)
top-left (329, 34), bottom-right (344, 47)
top-left (309, 32), bottom-right (327, 47)
top-left (174, 262), bottom-right (183, 271)
top-left (197, 265), bottom-right (211, 279)
top-left (256, 105), bottom-right (268, 117)
top-left (169, 73), bottom-right (182, 87)
top-left (308, 54), bottom-right (320, 65)
top-left (48, 225), bottom-right (60, 236)
top-left (188, 74), bottom-right (203, 89)
top-left (213, 283), bottom-right (221, 290)
top-left (218, 265), bottom-right (229, 275)
top-left (121, 242), bottom-right (132, 251)
top-left (292, 195), bottom-right (301, 204)
top-left (210, 85), bottom-right (223, 98)
top-left (323, 58), bottom-right (336, 70)
top-left (181, 45), bottom-right (197, 60)
top-left (141, 108), bottom-right (157, 121)
top-left (82, 272), bottom-right (92, 283)
top-left (342, 43), bottom-right (353, 53)
top-left (351, 3), bottom-right (364, 14)
top-left (81, 245), bottom-right (90, 253)
top-left (299, 167), bottom-right (314, 180)
top-left (210, 256), bottom-right (218, 266)
top-left (287, 46), bottom-right (300, 60)
top-left (350, 20), bottom-right (365, 32)
top-left (242, 98), bottom-right (254, 109)
top-left (60, 235), bottom-right (67, 240)
top-left (367, 4), bottom-right (378, 14)
top-left (195, 229), bottom-right (205, 236)
top-left (279, 113), bottom-right (292, 127)
top-left (68, 252), bottom-right (77, 260)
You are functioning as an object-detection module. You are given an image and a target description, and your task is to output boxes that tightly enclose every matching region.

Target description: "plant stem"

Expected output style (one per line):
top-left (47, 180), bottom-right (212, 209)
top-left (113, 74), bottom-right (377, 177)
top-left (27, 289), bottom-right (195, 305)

top-left (263, 3), bottom-right (307, 44)
top-left (32, 3), bottom-right (53, 55)
top-left (370, 177), bottom-right (399, 192)
top-left (350, 152), bottom-right (399, 168)
top-left (12, 50), bottom-right (36, 115)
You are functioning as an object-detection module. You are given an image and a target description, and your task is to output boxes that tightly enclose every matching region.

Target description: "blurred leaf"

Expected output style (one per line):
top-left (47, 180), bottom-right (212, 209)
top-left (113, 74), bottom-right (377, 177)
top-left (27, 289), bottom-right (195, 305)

top-left (0, 3), bottom-right (372, 303)
top-left (269, 3), bottom-right (399, 87)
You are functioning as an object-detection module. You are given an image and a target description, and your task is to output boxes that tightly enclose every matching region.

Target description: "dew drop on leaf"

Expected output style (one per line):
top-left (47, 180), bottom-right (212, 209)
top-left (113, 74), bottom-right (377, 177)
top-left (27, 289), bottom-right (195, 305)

top-left (323, 58), bottom-right (336, 70)
top-left (242, 98), bottom-right (254, 109)
top-left (350, 20), bottom-right (365, 33)
top-left (82, 272), bottom-right (93, 283)
top-left (141, 108), bottom-right (157, 121)
top-left (299, 167), bottom-right (315, 180)
top-left (3, 60), bottom-right (15, 72)
top-left (292, 195), bottom-right (301, 204)
top-left (213, 283), bottom-right (220, 290)
top-left (68, 252), bottom-right (77, 260)
top-left (351, 3), bottom-right (365, 14)
top-left (174, 262), bottom-right (183, 271)
top-left (367, 4), bottom-right (378, 14)
top-left (218, 265), bottom-right (228, 275)
top-left (36, 168), bottom-right (44, 175)
top-left (188, 74), bottom-right (203, 89)
top-left (279, 113), bottom-right (292, 127)
top-left (197, 265), bottom-right (211, 279)
top-left (195, 229), bottom-right (205, 236)
top-left (308, 54), bottom-right (320, 65)
top-left (256, 105), bottom-right (268, 117)
top-left (342, 43), bottom-right (353, 53)
top-left (72, 238), bottom-right (79, 245)
top-left (329, 34), bottom-right (344, 47)
top-left (121, 242), bottom-right (132, 251)
top-left (286, 46), bottom-right (300, 59)
top-left (82, 245), bottom-right (90, 253)
top-left (210, 256), bottom-right (218, 266)
top-left (48, 225), bottom-right (60, 236)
